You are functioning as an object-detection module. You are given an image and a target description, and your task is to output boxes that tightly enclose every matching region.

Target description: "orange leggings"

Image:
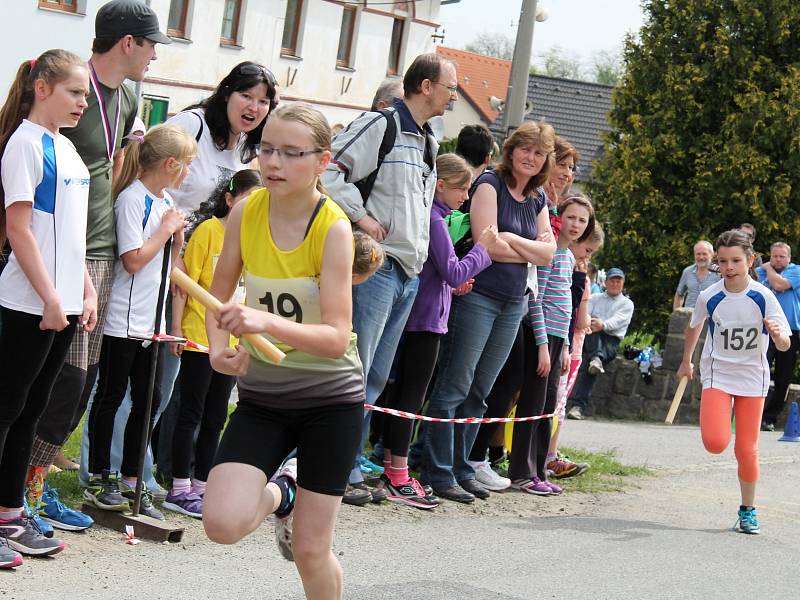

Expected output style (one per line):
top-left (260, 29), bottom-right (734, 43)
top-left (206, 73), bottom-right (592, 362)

top-left (700, 388), bottom-right (764, 483)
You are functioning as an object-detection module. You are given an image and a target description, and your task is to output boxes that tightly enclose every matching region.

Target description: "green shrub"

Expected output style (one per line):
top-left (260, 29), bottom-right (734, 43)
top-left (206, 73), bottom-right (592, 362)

top-left (589, 1), bottom-right (800, 337)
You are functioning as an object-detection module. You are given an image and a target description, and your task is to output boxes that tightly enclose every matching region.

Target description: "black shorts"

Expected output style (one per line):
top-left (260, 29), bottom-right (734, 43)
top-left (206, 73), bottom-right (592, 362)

top-left (213, 399), bottom-right (363, 496)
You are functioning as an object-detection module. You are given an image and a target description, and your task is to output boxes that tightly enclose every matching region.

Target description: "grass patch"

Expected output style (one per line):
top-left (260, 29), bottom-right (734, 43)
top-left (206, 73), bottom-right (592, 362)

top-left (46, 419), bottom-right (89, 509)
top-left (554, 447), bottom-right (651, 493)
top-left (47, 408), bottom-right (649, 509)
top-left (47, 402), bottom-right (240, 509)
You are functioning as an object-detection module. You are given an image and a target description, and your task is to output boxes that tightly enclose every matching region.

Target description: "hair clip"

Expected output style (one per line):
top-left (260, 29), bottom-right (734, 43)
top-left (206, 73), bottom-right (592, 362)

top-left (29, 58), bottom-right (37, 70)
top-left (229, 177), bottom-right (235, 192)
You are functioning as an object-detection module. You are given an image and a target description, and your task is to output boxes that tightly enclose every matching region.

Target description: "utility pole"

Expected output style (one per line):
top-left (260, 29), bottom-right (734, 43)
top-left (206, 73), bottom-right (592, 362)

top-left (501, 0), bottom-right (538, 136)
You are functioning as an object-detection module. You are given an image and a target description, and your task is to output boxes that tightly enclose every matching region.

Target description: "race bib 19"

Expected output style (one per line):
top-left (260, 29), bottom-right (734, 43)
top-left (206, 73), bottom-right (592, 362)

top-left (244, 273), bottom-right (321, 344)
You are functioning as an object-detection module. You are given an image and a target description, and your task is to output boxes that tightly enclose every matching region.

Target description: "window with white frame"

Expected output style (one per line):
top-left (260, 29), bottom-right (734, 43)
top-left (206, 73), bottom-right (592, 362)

top-left (38, 0), bottom-right (76, 13)
top-left (387, 17), bottom-right (404, 75)
top-left (281, 0), bottom-right (304, 57)
top-left (336, 4), bottom-right (357, 68)
top-left (386, 2), bottom-right (409, 75)
top-left (168, 0), bottom-right (191, 39)
top-left (220, 0), bottom-right (243, 45)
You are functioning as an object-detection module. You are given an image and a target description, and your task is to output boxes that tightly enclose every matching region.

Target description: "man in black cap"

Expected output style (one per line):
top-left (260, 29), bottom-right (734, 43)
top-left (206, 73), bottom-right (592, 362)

top-left (27, 0), bottom-right (172, 528)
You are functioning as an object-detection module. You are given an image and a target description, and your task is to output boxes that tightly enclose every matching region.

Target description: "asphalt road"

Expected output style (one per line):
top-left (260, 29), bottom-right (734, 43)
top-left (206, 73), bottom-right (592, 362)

top-left (2, 419), bottom-right (797, 600)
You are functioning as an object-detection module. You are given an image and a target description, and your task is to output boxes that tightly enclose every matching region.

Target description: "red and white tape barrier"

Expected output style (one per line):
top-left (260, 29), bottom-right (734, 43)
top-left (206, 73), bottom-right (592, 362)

top-left (364, 404), bottom-right (554, 424)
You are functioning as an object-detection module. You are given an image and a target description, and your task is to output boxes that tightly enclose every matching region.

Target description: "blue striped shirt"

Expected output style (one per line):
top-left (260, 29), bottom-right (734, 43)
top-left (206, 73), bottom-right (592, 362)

top-left (527, 248), bottom-right (575, 345)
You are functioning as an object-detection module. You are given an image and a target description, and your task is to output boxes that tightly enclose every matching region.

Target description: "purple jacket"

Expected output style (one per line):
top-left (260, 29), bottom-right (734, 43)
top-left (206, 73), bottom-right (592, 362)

top-left (405, 199), bottom-right (491, 334)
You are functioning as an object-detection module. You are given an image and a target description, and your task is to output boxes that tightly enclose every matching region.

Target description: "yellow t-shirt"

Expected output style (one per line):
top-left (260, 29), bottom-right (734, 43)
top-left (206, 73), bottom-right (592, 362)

top-left (180, 217), bottom-right (239, 351)
top-left (237, 188), bottom-right (363, 406)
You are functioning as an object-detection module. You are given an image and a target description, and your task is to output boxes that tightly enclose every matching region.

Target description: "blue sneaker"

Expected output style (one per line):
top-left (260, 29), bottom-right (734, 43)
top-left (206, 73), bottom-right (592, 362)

top-left (22, 498), bottom-right (53, 539)
top-left (357, 455), bottom-right (384, 475)
top-left (735, 506), bottom-right (760, 534)
top-left (41, 485), bottom-right (93, 531)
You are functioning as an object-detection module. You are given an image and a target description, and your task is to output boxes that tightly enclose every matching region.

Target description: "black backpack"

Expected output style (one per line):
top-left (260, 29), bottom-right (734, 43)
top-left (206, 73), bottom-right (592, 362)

top-left (351, 108), bottom-right (397, 204)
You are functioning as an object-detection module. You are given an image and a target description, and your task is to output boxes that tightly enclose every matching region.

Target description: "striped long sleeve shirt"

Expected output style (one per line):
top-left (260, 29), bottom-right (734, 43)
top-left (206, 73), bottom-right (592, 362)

top-left (527, 248), bottom-right (575, 346)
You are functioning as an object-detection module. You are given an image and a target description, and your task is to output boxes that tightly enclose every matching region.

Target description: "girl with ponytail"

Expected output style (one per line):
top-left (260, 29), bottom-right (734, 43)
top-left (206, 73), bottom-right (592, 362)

top-left (0, 49), bottom-right (95, 566)
top-left (202, 103), bottom-right (363, 594)
top-left (84, 124), bottom-right (195, 520)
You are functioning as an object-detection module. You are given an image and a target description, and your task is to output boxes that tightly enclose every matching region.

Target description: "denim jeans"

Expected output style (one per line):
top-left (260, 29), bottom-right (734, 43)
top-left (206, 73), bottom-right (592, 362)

top-left (569, 331), bottom-right (620, 411)
top-left (349, 257), bottom-right (418, 484)
top-left (421, 290), bottom-right (526, 488)
top-left (152, 350), bottom-right (181, 479)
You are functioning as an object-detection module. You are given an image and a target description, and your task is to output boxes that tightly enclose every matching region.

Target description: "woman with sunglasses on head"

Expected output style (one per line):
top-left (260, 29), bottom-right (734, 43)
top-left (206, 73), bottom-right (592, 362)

top-left (165, 61), bottom-right (278, 215)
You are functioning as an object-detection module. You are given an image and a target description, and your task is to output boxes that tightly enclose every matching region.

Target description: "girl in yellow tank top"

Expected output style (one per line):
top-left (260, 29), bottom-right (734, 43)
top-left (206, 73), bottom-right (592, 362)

top-left (202, 103), bottom-right (364, 597)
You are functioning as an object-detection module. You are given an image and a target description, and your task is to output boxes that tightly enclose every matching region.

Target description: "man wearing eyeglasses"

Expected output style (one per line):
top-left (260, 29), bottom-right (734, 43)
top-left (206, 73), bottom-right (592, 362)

top-left (323, 53), bottom-right (458, 504)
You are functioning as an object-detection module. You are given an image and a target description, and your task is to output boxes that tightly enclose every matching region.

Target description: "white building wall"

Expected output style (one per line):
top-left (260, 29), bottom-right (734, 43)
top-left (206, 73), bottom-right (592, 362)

top-left (441, 98), bottom-right (487, 141)
top-left (2, 1), bottom-right (446, 129)
top-left (1, 1), bottom-right (97, 98)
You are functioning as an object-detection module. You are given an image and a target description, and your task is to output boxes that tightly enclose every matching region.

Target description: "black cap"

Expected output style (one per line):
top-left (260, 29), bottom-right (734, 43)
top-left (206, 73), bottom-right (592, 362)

top-left (95, 0), bottom-right (171, 45)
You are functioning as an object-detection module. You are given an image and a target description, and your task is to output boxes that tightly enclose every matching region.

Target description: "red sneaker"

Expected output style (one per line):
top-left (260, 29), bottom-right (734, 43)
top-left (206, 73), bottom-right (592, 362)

top-left (547, 455), bottom-right (589, 479)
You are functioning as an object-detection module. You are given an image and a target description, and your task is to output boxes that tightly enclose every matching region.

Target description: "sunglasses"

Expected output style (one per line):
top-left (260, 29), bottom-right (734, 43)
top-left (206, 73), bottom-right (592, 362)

top-left (237, 63), bottom-right (278, 88)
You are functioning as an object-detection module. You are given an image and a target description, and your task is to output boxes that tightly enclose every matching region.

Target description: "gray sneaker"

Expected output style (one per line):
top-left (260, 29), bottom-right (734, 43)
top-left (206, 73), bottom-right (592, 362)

top-left (272, 457), bottom-right (297, 561)
top-left (119, 481), bottom-right (165, 521)
top-left (0, 536), bottom-right (23, 568)
top-left (0, 515), bottom-right (64, 556)
top-left (587, 357), bottom-right (605, 375)
top-left (275, 513), bottom-right (294, 561)
top-left (567, 406), bottom-right (584, 420)
top-left (84, 470), bottom-right (129, 511)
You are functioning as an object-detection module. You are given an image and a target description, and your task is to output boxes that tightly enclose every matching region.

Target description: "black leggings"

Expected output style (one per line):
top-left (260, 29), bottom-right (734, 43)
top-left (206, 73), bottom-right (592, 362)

top-left (0, 308), bottom-right (76, 507)
top-left (214, 398), bottom-right (363, 496)
top-left (172, 350), bottom-right (235, 482)
top-left (469, 323), bottom-right (524, 462)
top-left (382, 331), bottom-right (441, 459)
top-left (88, 335), bottom-right (163, 478)
top-left (508, 327), bottom-right (563, 481)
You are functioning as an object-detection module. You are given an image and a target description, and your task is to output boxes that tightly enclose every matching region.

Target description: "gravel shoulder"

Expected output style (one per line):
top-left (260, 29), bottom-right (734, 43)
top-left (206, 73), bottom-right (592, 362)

top-left (2, 420), bottom-right (798, 600)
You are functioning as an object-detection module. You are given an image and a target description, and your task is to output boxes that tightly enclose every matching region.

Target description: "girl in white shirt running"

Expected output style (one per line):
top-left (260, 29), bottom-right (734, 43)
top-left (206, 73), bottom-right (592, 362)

top-left (0, 49), bottom-right (96, 566)
top-left (678, 229), bottom-right (790, 535)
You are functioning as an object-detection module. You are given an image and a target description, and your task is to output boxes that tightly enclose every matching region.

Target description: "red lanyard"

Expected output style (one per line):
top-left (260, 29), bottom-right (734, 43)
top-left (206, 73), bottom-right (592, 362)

top-left (87, 61), bottom-right (121, 162)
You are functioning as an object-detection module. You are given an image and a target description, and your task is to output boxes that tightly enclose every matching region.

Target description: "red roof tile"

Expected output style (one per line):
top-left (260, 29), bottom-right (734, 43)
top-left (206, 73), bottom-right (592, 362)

top-left (437, 46), bottom-right (511, 123)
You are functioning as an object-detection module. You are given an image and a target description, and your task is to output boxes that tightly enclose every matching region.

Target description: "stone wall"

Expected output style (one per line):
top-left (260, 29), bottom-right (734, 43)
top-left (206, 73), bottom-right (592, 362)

top-left (584, 309), bottom-right (797, 428)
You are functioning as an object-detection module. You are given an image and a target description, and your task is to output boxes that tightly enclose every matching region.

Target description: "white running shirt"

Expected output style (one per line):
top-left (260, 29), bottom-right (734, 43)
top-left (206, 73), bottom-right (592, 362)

top-left (692, 279), bottom-right (790, 397)
top-left (104, 180), bottom-right (173, 338)
top-left (165, 108), bottom-right (250, 215)
top-left (0, 120), bottom-right (89, 315)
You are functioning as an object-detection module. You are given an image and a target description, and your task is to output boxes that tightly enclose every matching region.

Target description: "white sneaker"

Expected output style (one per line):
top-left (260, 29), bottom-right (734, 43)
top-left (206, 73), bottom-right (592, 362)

top-left (279, 457), bottom-right (298, 481)
top-left (587, 357), bottom-right (605, 375)
top-left (469, 460), bottom-right (511, 491)
top-left (272, 457), bottom-right (297, 562)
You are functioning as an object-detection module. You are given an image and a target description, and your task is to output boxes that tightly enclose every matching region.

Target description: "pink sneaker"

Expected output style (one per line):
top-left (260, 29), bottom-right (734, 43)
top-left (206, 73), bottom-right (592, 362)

top-left (543, 480), bottom-right (563, 495)
top-left (512, 477), bottom-right (551, 496)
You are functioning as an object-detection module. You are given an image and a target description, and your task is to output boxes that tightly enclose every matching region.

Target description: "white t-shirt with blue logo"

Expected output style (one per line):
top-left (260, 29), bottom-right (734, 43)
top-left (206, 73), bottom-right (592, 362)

top-left (0, 119), bottom-right (89, 315)
top-left (692, 279), bottom-right (790, 397)
top-left (104, 180), bottom-right (173, 338)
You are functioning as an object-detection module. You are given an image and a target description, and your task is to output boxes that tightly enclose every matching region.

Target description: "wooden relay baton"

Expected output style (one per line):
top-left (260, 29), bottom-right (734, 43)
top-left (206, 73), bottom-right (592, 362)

top-left (170, 268), bottom-right (286, 363)
top-left (665, 376), bottom-right (688, 425)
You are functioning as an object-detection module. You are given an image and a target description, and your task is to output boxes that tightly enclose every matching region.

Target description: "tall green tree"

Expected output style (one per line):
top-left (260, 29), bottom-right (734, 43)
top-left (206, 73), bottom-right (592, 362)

top-left (591, 49), bottom-right (623, 86)
top-left (465, 32), bottom-right (514, 60)
top-left (537, 46), bottom-right (583, 80)
top-left (589, 0), bottom-right (800, 338)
